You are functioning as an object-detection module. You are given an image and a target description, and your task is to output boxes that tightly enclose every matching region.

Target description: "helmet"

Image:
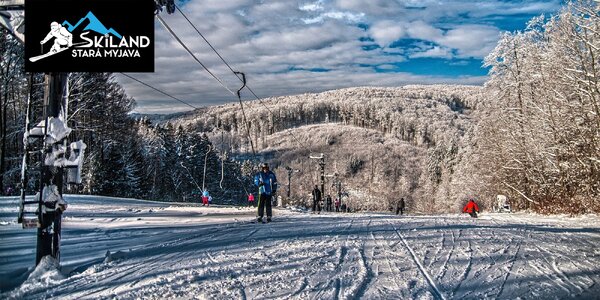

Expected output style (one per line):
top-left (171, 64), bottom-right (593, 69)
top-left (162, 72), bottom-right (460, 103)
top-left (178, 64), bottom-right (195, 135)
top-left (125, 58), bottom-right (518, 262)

top-left (261, 163), bottom-right (269, 169)
top-left (50, 21), bottom-right (59, 29)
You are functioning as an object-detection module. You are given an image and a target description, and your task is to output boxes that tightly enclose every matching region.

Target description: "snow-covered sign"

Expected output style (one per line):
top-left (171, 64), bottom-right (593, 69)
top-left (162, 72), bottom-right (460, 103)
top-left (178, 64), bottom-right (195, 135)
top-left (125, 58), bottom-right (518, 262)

top-left (25, 117), bottom-right (72, 145)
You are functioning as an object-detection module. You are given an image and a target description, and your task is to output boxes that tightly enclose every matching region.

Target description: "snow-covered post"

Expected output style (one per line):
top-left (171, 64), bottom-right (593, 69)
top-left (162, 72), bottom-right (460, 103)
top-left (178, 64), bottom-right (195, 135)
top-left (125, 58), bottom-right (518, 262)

top-left (37, 72), bottom-right (68, 265)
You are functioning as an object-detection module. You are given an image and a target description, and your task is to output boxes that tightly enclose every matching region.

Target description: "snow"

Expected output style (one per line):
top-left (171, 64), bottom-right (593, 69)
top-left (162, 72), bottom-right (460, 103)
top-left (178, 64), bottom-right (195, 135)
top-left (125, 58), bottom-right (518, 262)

top-left (1, 195), bottom-right (600, 299)
top-left (25, 117), bottom-right (72, 145)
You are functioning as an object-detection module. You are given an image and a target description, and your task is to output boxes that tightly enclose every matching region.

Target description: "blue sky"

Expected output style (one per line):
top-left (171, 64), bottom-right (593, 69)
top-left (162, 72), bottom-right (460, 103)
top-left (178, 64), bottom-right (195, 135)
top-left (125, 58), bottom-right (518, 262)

top-left (118, 0), bottom-right (565, 114)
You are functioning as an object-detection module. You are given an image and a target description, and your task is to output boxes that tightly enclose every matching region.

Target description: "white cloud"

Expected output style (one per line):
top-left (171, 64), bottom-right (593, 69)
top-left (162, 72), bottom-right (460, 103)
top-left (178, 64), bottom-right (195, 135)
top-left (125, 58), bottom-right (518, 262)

top-left (300, 1), bottom-right (325, 12)
top-left (437, 25), bottom-right (500, 58)
top-left (406, 20), bottom-right (443, 41)
top-left (335, 0), bottom-right (406, 16)
top-left (368, 20), bottom-right (500, 58)
top-left (410, 46), bottom-right (452, 59)
top-left (302, 11), bottom-right (365, 24)
top-left (369, 20), bottom-right (407, 47)
top-left (116, 0), bottom-right (562, 113)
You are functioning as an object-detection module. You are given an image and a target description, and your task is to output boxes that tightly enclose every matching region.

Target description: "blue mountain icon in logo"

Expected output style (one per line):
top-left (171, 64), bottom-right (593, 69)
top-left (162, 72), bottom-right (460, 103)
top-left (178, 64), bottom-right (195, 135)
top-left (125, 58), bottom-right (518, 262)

top-left (62, 11), bottom-right (122, 39)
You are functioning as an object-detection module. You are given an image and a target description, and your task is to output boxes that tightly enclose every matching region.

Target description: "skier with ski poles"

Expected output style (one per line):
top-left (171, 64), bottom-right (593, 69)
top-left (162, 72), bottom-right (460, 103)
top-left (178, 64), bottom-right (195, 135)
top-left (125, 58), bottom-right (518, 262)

top-left (254, 163), bottom-right (277, 223)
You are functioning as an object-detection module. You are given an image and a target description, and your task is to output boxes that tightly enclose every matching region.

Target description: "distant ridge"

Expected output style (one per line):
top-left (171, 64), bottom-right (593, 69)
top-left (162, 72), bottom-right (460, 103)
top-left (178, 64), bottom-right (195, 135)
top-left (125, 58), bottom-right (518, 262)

top-left (62, 11), bottom-right (122, 39)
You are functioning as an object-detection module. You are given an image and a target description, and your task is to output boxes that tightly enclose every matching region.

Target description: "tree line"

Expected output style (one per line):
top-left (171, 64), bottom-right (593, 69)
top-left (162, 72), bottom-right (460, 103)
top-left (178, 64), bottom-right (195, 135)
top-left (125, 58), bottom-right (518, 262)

top-left (0, 33), bottom-right (251, 203)
top-left (1, 0), bottom-right (598, 213)
top-left (474, 0), bottom-right (600, 214)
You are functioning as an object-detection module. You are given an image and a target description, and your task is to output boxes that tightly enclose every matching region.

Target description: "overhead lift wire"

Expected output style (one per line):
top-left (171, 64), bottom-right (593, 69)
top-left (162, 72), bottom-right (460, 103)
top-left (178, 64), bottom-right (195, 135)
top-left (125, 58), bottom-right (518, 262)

top-left (156, 14), bottom-right (237, 98)
top-left (119, 72), bottom-right (198, 109)
top-left (174, 5), bottom-right (305, 149)
top-left (156, 14), bottom-right (258, 160)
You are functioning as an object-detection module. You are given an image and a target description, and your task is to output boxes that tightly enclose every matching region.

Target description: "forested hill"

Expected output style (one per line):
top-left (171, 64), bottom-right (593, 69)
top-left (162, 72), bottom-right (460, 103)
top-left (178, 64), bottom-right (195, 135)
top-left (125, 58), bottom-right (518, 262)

top-left (171, 85), bottom-right (482, 150)
top-left (162, 85), bottom-right (485, 213)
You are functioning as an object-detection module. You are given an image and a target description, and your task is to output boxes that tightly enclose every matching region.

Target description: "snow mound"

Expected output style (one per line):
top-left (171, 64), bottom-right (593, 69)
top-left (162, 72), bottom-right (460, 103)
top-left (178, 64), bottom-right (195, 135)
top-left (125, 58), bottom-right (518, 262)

top-left (5, 256), bottom-right (65, 299)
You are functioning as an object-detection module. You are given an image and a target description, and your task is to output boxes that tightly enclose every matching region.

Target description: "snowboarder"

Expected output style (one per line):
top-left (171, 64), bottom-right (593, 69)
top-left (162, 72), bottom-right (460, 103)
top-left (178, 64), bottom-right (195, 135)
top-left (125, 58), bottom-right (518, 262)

top-left (395, 198), bottom-right (406, 215)
top-left (41, 22), bottom-right (72, 54)
top-left (311, 185), bottom-right (322, 213)
top-left (254, 163), bottom-right (277, 223)
top-left (334, 197), bottom-right (340, 212)
top-left (463, 198), bottom-right (480, 218)
top-left (325, 195), bottom-right (333, 212)
top-left (248, 193), bottom-right (255, 207)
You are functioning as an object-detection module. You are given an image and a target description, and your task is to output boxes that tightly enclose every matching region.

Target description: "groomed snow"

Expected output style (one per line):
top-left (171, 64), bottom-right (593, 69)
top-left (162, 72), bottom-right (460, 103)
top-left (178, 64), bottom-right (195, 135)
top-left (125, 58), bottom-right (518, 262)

top-left (1, 195), bottom-right (600, 299)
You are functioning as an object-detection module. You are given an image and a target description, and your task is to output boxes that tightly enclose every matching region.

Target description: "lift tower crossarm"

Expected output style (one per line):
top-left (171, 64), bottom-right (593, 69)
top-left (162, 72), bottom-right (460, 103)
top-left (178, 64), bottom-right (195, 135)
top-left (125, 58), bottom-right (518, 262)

top-left (0, 1), bottom-right (24, 43)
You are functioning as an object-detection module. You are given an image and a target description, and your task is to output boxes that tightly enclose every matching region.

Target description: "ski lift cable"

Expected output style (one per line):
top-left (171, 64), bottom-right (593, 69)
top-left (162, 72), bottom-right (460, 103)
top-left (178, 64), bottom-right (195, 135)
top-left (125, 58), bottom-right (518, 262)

top-left (157, 13), bottom-right (259, 164)
top-left (119, 73), bottom-right (198, 109)
top-left (174, 5), bottom-right (305, 149)
top-left (156, 14), bottom-right (238, 98)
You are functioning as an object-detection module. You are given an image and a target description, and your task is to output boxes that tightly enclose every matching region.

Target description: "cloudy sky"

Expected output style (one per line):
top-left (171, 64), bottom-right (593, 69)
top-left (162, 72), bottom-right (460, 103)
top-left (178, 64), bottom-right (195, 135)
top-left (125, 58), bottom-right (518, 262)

top-left (118, 0), bottom-right (564, 114)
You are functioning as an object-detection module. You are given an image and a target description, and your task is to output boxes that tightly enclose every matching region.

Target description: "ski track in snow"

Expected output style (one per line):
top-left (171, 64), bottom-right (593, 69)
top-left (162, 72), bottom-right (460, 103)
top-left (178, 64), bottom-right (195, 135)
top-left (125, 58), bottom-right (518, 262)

top-left (1, 195), bottom-right (600, 299)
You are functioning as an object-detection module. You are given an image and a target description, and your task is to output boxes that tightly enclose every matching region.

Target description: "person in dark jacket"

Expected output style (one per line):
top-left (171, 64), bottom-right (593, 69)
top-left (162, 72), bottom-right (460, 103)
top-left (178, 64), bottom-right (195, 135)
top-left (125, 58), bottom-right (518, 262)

top-left (395, 197), bottom-right (406, 215)
top-left (254, 163), bottom-right (277, 223)
top-left (311, 185), bottom-right (322, 213)
top-left (325, 195), bottom-right (333, 212)
top-left (463, 198), bottom-right (480, 218)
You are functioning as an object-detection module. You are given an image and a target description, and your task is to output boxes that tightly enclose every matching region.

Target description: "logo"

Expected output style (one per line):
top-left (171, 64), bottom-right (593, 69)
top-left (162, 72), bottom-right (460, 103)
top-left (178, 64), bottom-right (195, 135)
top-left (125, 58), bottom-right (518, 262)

top-left (25, 0), bottom-right (155, 72)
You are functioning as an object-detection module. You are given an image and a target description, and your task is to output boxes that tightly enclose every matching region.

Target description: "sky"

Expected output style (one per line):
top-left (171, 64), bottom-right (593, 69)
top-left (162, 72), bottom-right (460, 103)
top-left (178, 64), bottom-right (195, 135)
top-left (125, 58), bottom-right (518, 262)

top-left (117, 0), bottom-right (565, 114)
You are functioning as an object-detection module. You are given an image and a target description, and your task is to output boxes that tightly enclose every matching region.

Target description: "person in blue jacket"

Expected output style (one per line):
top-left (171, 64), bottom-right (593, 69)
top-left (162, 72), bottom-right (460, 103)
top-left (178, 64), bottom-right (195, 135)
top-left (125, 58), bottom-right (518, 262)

top-left (254, 162), bottom-right (277, 223)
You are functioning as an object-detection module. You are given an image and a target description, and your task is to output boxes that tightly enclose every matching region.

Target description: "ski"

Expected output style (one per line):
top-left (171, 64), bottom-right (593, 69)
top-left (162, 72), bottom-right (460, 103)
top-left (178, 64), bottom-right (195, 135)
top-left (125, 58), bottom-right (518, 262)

top-left (29, 46), bottom-right (72, 63)
top-left (28, 42), bottom-right (86, 63)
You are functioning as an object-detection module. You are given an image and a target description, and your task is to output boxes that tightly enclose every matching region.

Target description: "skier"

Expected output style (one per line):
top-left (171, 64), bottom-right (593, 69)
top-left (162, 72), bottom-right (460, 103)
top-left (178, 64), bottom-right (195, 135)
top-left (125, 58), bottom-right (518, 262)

top-left (248, 193), bottom-right (255, 207)
top-left (463, 198), bottom-right (480, 218)
top-left (202, 190), bottom-right (209, 206)
top-left (395, 198), bottom-right (406, 215)
top-left (254, 163), bottom-right (277, 223)
top-left (41, 21), bottom-right (72, 53)
top-left (325, 195), bottom-right (333, 212)
top-left (311, 185), bottom-right (322, 213)
top-left (334, 197), bottom-right (340, 212)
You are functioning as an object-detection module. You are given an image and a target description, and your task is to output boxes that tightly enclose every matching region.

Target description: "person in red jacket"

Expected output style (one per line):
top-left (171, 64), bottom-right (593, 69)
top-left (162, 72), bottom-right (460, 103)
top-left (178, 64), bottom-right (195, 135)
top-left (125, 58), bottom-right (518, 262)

top-left (463, 198), bottom-right (480, 218)
top-left (248, 193), bottom-right (255, 207)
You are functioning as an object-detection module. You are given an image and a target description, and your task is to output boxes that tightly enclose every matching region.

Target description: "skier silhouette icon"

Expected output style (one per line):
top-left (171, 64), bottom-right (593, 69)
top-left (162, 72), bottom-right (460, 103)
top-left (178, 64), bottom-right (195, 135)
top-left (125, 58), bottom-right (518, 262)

top-left (42, 22), bottom-right (73, 52)
top-left (30, 22), bottom-right (73, 62)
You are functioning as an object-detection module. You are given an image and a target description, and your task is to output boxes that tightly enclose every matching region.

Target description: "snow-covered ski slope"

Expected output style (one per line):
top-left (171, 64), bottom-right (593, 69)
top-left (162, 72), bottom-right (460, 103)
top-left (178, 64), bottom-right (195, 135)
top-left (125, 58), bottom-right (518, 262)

top-left (1, 195), bottom-right (600, 299)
